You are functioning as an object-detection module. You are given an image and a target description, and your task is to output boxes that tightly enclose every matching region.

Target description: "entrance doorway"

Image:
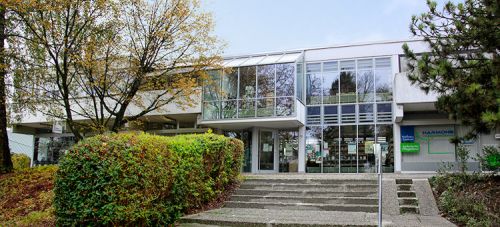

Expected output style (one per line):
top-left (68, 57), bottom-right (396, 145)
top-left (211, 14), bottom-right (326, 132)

top-left (258, 129), bottom-right (299, 173)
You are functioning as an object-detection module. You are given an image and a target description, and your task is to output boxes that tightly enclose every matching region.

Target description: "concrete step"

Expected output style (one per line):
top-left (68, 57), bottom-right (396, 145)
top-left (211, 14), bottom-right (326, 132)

top-left (179, 208), bottom-right (380, 226)
top-left (397, 184), bottom-right (413, 191)
top-left (230, 195), bottom-right (378, 205)
top-left (399, 205), bottom-right (420, 214)
top-left (234, 189), bottom-right (378, 197)
top-left (244, 178), bottom-right (377, 185)
top-left (239, 183), bottom-right (378, 192)
top-left (398, 197), bottom-right (419, 206)
top-left (224, 201), bottom-right (379, 213)
top-left (397, 191), bottom-right (416, 197)
top-left (395, 179), bottom-right (413, 185)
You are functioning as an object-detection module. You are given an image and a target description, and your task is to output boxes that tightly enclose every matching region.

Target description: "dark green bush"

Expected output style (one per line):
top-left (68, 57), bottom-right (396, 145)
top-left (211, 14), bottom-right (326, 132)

top-left (54, 132), bottom-right (243, 226)
top-left (11, 153), bottom-right (31, 171)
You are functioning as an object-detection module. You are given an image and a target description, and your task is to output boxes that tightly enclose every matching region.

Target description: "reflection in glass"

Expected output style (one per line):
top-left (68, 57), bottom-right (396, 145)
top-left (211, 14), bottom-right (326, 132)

top-left (203, 70), bottom-right (221, 101)
top-left (323, 105), bottom-right (338, 124)
top-left (224, 131), bottom-right (252, 172)
top-left (378, 125), bottom-right (394, 173)
top-left (323, 126), bottom-right (340, 173)
top-left (358, 125), bottom-right (375, 173)
top-left (238, 99), bottom-right (255, 118)
top-left (279, 130), bottom-right (299, 172)
top-left (306, 106), bottom-right (321, 125)
top-left (239, 66), bottom-right (256, 99)
top-left (357, 70), bottom-right (374, 102)
top-left (221, 100), bottom-right (237, 119)
top-left (339, 71), bottom-right (356, 103)
top-left (340, 125), bottom-right (357, 173)
top-left (341, 105), bottom-right (356, 124)
top-left (296, 63), bottom-right (304, 102)
top-left (257, 65), bottom-right (275, 98)
top-left (259, 130), bottom-right (274, 170)
top-left (257, 98), bottom-right (274, 117)
top-left (203, 101), bottom-right (219, 120)
top-left (375, 69), bottom-right (392, 101)
top-left (276, 97), bottom-right (294, 117)
top-left (323, 71), bottom-right (339, 104)
top-left (359, 104), bottom-right (374, 123)
top-left (305, 126), bottom-right (322, 173)
top-left (222, 69), bottom-right (238, 100)
top-left (276, 63), bottom-right (294, 97)
top-left (306, 72), bottom-right (321, 104)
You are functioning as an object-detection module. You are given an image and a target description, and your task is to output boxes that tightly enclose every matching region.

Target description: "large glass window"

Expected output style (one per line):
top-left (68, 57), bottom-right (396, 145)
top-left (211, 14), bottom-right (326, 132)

top-left (276, 63), bottom-right (294, 97)
top-left (224, 131), bottom-right (252, 172)
top-left (305, 126), bottom-right (322, 173)
top-left (323, 126), bottom-right (340, 173)
top-left (203, 70), bottom-right (221, 101)
top-left (340, 125), bottom-right (357, 173)
top-left (279, 130), bottom-right (299, 172)
top-left (358, 104), bottom-right (374, 123)
top-left (276, 97), bottom-right (294, 117)
top-left (257, 65), bottom-right (275, 98)
top-left (358, 125), bottom-right (376, 173)
top-left (323, 71), bottom-right (339, 104)
top-left (375, 58), bottom-right (392, 101)
top-left (378, 124), bottom-right (394, 173)
top-left (238, 99), bottom-right (255, 118)
top-left (203, 101), bottom-right (219, 120)
top-left (306, 106), bottom-right (321, 125)
top-left (339, 71), bottom-right (356, 103)
top-left (221, 100), bottom-right (237, 119)
top-left (306, 63), bottom-right (321, 105)
top-left (239, 66), bottom-right (256, 99)
top-left (221, 69), bottom-right (238, 100)
top-left (357, 70), bottom-right (374, 103)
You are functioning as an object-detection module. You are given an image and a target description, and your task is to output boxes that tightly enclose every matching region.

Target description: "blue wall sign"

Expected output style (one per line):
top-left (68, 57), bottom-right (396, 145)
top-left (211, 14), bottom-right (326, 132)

top-left (401, 126), bottom-right (415, 143)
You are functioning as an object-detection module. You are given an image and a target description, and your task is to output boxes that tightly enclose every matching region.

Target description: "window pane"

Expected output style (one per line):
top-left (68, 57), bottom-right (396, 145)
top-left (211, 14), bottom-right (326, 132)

top-left (257, 65), bottom-right (275, 98)
top-left (238, 99), bottom-right (255, 118)
top-left (296, 63), bottom-right (304, 101)
top-left (306, 63), bottom-right (321, 73)
top-left (340, 60), bottom-right (355, 71)
top-left (339, 71), bottom-right (356, 103)
top-left (358, 125), bottom-right (375, 173)
top-left (323, 71), bottom-right (339, 104)
top-left (357, 59), bottom-right (373, 70)
top-left (276, 63), bottom-right (294, 97)
top-left (276, 97), bottom-right (294, 116)
top-left (257, 98), bottom-right (274, 117)
top-left (340, 125), bottom-right (357, 173)
top-left (306, 106), bottom-right (321, 125)
top-left (323, 126), bottom-right (340, 173)
top-left (239, 66), bottom-right (256, 99)
top-left (377, 125), bottom-right (394, 173)
top-left (341, 105), bottom-right (356, 124)
top-left (357, 70), bottom-right (374, 102)
top-left (377, 103), bottom-right (392, 122)
top-left (221, 69), bottom-right (238, 100)
top-left (203, 101), bottom-right (219, 120)
top-left (323, 61), bottom-right (338, 72)
top-left (306, 126), bottom-right (322, 173)
top-left (221, 100), bottom-right (237, 119)
top-left (203, 70), bottom-right (221, 101)
top-left (224, 131), bottom-right (252, 172)
top-left (306, 72), bottom-right (321, 104)
top-left (359, 104), bottom-right (374, 123)
top-left (375, 69), bottom-right (392, 101)
top-left (323, 105), bottom-right (338, 124)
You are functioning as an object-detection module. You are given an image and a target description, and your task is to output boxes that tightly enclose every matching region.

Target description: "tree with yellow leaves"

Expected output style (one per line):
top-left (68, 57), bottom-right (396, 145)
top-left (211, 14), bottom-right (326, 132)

top-left (10, 0), bottom-right (223, 140)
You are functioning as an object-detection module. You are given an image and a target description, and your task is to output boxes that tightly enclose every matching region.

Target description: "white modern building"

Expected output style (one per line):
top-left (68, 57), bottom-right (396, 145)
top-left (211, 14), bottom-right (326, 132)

top-left (11, 40), bottom-right (500, 172)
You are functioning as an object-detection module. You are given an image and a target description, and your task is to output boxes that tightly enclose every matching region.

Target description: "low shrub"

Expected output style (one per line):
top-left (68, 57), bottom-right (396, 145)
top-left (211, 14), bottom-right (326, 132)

top-left (54, 132), bottom-right (243, 226)
top-left (430, 173), bottom-right (499, 227)
top-left (476, 145), bottom-right (500, 172)
top-left (11, 153), bottom-right (31, 171)
top-left (0, 165), bottom-right (57, 226)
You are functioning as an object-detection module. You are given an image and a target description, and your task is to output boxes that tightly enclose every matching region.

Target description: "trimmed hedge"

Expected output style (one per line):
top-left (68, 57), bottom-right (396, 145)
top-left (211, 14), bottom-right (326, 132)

top-left (54, 132), bottom-right (243, 226)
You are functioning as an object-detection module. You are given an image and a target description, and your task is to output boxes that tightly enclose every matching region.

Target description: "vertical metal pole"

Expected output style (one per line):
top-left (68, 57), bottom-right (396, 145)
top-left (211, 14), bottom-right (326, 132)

top-left (378, 145), bottom-right (383, 227)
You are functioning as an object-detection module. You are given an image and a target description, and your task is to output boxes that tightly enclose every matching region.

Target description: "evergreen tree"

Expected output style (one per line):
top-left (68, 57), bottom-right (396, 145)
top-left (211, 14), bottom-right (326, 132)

top-left (403, 0), bottom-right (499, 138)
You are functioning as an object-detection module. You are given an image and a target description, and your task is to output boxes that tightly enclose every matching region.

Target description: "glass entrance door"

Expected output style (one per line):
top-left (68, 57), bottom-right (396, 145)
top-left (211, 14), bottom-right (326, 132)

top-left (259, 130), bottom-right (275, 171)
top-left (279, 131), bottom-right (299, 172)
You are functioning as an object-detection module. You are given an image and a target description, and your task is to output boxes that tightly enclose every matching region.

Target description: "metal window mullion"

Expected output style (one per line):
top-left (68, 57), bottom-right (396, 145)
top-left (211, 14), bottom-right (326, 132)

top-left (254, 66), bottom-right (257, 118)
top-left (237, 68), bottom-right (240, 118)
top-left (274, 64), bottom-right (277, 117)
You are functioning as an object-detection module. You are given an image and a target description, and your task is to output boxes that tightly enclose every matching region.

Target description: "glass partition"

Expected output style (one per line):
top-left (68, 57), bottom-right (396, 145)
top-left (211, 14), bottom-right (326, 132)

top-left (323, 126), bottom-right (340, 173)
top-left (358, 125), bottom-right (376, 173)
top-left (340, 125), bottom-right (357, 173)
top-left (257, 65), bottom-right (275, 98)
top-left (305, 126), bottom-right (322, 173)
top-left (279, 130), bottom-right (299, 172)
top-left (239, 66), bottom-right (256, 99)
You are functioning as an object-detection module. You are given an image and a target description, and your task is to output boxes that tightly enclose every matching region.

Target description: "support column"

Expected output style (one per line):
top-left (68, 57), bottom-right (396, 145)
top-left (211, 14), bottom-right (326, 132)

top-left (393, 123), bottom-right (402, 173)
top-left (298, 125), bottom-right (306, 173)
top-left (251, 127), bottom-right (259, 173)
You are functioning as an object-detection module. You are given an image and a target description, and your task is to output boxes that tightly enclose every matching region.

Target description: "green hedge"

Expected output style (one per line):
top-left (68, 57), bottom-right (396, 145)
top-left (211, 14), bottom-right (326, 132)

top-left (11, 153), bottom-right (31, 171)
top-left (54, 132), bottom-right (243, 226)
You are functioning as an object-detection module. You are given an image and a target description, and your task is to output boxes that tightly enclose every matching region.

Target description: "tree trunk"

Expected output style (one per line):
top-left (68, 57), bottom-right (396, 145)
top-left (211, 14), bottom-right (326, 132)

top-left (0, 5), bottom-right (13, 173)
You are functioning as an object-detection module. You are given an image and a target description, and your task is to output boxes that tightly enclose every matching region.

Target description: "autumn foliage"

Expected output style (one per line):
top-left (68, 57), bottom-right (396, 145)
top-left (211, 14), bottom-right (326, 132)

top-left (53, 132), bottom-right (243, 225)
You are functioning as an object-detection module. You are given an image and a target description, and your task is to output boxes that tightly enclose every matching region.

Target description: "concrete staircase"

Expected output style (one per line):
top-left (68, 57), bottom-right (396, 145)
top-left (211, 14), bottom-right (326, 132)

top-left (180, 177), bottom-right (381, 226)
top-left (396, 179), bottom-right (420, 214)
top-left (227, 178), bottom-right (379, 212)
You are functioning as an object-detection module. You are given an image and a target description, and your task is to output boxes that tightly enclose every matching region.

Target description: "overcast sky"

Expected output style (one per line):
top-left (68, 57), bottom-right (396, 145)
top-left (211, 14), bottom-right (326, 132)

top-left (202, 0), bottom-right (459, 56)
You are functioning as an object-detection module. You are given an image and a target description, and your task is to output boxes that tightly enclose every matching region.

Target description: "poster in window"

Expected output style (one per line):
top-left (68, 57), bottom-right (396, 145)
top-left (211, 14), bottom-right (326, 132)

top-left (348, 142), bottom-right (357, 154)
top-left (365, 141), bottom-right (374, 154)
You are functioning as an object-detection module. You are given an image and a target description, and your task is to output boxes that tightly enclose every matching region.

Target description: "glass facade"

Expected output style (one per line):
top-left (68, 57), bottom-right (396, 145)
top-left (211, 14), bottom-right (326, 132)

top-left (203, 63), bottom-right (296, 120)
top-left (305, 57), bottom-right (394, 173)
